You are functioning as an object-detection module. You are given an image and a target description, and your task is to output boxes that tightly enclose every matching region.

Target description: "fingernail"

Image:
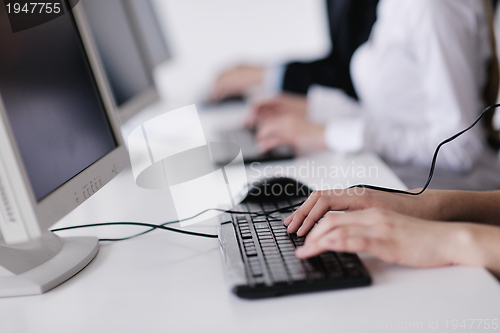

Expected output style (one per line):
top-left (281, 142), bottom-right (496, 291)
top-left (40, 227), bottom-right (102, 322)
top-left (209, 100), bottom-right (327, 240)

top-left (297, 226), bottom-right (303, 236)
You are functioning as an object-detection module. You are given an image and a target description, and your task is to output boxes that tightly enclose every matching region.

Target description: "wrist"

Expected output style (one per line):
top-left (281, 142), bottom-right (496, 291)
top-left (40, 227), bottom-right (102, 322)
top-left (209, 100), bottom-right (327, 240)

top-left (445, 224), bottom-right (480, 266)
top-left (438, 222), bottom-right (500, 277)
top-left (296, 123), bottom-right (326, 151)
top-left (249, 66), bottom-right (265, 86)
top-left (412, 189), bottom-right (446, 221)
top-left (447, 223), bottom-right (499, 270)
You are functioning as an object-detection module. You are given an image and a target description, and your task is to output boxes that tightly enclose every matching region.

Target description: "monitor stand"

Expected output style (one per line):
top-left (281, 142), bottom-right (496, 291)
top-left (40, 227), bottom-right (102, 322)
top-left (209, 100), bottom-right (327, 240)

top-left (0, 231), bottom-right (98, 297)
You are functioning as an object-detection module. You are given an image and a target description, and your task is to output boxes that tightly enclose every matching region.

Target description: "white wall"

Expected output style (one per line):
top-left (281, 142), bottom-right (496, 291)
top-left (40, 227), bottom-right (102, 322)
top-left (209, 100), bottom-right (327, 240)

top-left (152, 0), bottom-right (330, 103)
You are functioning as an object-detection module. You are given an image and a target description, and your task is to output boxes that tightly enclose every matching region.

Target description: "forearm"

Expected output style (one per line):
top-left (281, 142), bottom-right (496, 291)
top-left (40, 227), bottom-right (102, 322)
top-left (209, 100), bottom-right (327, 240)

top-left (433, 190), bottom-right (500, 225)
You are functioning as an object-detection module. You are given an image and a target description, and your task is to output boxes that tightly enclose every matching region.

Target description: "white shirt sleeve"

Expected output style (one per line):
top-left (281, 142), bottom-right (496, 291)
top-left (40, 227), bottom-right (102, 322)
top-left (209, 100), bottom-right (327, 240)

top-left (307, 85), bottom-right (366, 154)
top-left (262, 64), bottom-right (286, 94)
top-left (308, 0), bottom-right (490, 172)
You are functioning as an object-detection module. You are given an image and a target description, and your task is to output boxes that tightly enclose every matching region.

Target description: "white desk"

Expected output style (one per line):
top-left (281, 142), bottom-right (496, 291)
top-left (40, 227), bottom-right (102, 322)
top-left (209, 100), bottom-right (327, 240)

top-left (1, 105), bottom-right (500, 333)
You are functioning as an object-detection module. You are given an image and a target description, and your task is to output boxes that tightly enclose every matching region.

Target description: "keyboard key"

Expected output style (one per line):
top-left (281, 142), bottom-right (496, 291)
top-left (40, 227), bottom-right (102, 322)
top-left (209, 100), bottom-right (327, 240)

top-left (234, 201), bottom-right (371, 295)
top-left (283, 255), bottom-right (300, 262)
top-left (268, 266), bottom-right (286, 275)
top-left (269, 268), bottom-right (288, 283)
top-left (286, 264), bottom-right (304, 273)
top-left (253, 277), bottom-right (265, 285)
top-left (268, 212), bottom-right (281, 219)
top-left (270, 221), bottom-right (283, 226)
top-left (265, 253), bottom-right (282, 259)
top-left (248, 257), bottom-right (259, 264)
top-left (252, 270), bottom-right (263, 277)
top-left (290, 272), bottom-right (308, 281)
top-left (278, 240), bottom-right (294, 246)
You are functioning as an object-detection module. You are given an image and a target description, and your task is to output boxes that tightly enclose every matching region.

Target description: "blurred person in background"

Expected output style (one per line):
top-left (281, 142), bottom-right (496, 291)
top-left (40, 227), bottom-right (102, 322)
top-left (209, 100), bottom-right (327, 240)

top-left (233, 0), bottom-right (500, 191)
top-left (210, 0), bottom-right (379, 101)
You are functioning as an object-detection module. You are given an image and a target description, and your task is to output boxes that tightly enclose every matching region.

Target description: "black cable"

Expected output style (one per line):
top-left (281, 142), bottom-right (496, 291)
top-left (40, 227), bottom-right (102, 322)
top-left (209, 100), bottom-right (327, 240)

top-left (51, 222), bottom-right (218, 241)
top-left (51, 203), bottom-right (304, 241)
top-left (52, 104), bottom-right (500, 241)
top-left (349, 104), bottom-right (500, 195)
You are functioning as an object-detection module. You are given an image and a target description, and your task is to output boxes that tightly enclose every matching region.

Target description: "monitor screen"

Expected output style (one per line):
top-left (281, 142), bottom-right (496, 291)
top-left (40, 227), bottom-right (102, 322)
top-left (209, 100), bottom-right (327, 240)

top-left (82, 0), bottom-right (154, 108)
top-left (0, 5), bottom-right (118, 202)
top-left (125, 0), bottom-right (171, 68)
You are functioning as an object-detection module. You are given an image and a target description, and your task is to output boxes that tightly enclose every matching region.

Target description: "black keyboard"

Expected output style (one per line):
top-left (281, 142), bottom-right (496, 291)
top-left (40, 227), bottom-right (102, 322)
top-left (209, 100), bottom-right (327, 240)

top-left (219, 198), bottom-right (371, 299)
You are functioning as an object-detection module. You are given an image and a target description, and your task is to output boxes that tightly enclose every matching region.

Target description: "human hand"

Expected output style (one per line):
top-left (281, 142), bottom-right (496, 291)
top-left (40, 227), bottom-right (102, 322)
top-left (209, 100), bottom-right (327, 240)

top-left (285, 188), bottom-right (439, 236)
top-left (210, 65), bottom-right (264, 101)
top-left (294, 209), bottom-right (468, 268)
top-left (255, 114), bottom-right (326, 152)
top-left (244, 93), bottom-right (308, 127)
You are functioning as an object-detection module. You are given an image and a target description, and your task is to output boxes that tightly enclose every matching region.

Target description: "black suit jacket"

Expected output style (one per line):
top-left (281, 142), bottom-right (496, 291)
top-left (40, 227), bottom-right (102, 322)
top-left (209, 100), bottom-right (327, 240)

top-left (281, 0), bottom-right (379, 98)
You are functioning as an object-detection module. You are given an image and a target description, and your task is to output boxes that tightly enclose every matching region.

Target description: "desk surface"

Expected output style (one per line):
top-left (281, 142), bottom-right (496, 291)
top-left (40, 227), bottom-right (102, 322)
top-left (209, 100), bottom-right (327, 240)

top-left (2, 105), bottom-right (500, 333)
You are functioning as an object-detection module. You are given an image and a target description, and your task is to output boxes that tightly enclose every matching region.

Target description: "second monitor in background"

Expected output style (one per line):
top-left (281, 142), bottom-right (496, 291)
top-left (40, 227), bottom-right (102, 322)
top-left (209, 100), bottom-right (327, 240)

top-left (81, 0), bottom-right (159, 123)
top-left (123, 0), bottom-right (171, 71)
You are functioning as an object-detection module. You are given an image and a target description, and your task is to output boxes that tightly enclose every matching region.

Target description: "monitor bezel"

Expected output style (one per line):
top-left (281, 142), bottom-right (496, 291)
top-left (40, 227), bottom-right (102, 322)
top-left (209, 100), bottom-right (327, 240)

top-left (80, 0), bottom-right (160, 124)
top-left (115, 83), bottom-right (159, 123)
top-left (122, 0), bottom-right (171, 71)
top-left (0, 3), bottom-right (129, 240)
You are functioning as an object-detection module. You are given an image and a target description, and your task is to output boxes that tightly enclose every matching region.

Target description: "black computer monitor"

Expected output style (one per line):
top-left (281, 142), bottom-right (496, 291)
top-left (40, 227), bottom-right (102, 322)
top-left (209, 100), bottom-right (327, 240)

top-left (81, 0), bottom-right (159, 122)
top-left (0, 2), bottom-right (128, 296)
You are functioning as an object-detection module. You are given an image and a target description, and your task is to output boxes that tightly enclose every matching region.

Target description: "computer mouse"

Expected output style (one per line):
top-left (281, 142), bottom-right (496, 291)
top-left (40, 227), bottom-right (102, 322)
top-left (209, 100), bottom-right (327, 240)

top-left (243, 177), bottom-right (313, 203)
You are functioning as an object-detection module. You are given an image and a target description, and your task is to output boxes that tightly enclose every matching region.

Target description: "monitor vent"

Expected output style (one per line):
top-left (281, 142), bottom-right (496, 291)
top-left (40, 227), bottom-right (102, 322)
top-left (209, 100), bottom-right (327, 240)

top-left (0, 176), bottom-right (16, 223)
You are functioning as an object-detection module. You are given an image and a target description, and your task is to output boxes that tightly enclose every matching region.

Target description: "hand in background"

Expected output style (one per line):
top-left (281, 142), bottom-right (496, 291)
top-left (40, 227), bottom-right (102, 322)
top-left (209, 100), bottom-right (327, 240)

top-left (255, 113), bottom-right (326, 152)
top-left (210, 65), bottom-right (264, 101)
top-left (244, 93), bottom-right (308, 127)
